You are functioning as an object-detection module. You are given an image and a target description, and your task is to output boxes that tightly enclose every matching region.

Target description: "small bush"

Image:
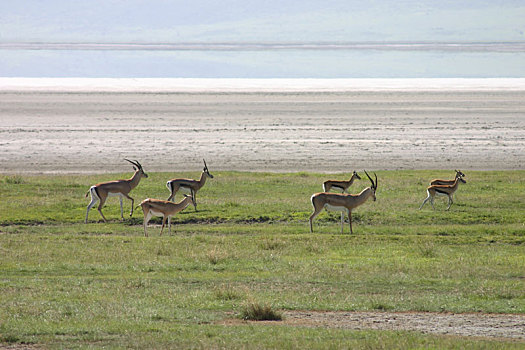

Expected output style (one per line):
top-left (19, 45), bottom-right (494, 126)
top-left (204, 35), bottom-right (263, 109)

top-left (241, 302), bottom-right (282, 321)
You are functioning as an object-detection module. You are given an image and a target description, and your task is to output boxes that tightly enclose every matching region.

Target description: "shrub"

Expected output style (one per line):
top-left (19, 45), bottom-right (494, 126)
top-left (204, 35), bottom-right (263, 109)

top-left (240, 302), bottom-right (282, 321)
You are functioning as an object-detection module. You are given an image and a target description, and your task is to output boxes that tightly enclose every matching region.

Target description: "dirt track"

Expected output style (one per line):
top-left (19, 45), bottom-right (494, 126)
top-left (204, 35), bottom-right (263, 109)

top-left (1, 90), bottom-right (524, 174)
top-left (280, 311), bottom-right (525, 341)
top-left (224, 310), bottom-right (525, 341)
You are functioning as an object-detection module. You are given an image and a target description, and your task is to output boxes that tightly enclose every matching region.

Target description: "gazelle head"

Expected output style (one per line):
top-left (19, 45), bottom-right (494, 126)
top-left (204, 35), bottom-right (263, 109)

top-left (455, 169), bottom-right (466, 178)
top-left (203, 159), bottom-right (214, 179)
top-left (183, 193), bottom-right (196, 207)
top-left (458, 176), bottom-right (466, 184)
top-left (352, 171), bottom-right (362, 180)
top-left (364, 170), bottom-right (378, 201)
top-left (125, 159), bottom-right (148, 178)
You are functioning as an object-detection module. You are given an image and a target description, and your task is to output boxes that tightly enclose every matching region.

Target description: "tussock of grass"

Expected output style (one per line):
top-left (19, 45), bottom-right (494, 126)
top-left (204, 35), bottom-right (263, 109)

top-left (241, 302), bottom-right (283, 321)
top-left (206, 246), bottom-right (228, 264)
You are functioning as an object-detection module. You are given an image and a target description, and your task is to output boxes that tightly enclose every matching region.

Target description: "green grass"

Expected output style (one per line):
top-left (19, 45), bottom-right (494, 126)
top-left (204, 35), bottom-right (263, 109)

top-left (0, 170), bottom-right (524, 348)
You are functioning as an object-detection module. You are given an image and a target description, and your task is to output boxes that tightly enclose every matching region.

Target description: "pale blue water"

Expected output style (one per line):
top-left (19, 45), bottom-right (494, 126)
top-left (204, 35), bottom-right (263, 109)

top-left (1, 43), bottom-right (524, 78)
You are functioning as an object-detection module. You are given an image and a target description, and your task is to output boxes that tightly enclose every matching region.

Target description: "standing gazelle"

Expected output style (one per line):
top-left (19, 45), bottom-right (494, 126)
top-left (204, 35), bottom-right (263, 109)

top-left (323, 171), bottom-right (361, 193)
top-left (419, 176), bottom-right (466, 210)
top-left (166, 159), bottom-right (213, 211)
top-left (137, 194), bottom-right (195, 236)
top-left (310, 170), bottom-right (378, 234)
top-left (85, 159), bottom-right (148, 223)
top-left (430, 170), bottom-right (466, 186)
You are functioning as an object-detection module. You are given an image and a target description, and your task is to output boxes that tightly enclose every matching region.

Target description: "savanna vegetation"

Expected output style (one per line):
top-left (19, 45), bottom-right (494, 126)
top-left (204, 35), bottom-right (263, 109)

top-left (0, 170), bottom-right (524, 348)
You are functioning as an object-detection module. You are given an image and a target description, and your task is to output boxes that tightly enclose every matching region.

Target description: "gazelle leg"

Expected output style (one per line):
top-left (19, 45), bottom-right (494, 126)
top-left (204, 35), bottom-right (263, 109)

top-left (419, 196), bottom-right (430, 209)
top-left (309, 206), bottom-right (323, 233)
top-left (446, 196), bottom-right (453, 210)
top-left (85, 192), bottom-right (98, 224)
top-left (340, 211), bottom-right (344, 234)
top-left (348, 210), bottom-right (353, 234)
top-left (168, 216), bottom-right (172, 235)
top-left (160, 216), bottom-right (167, 236)
top-left (167, 186), bottom-right (177, 202)
top-left (192, 189), bottom-right (198, 211)
top-left (97, 197), bottom-right (108, 223)
top-left (122, 194), bottom-right (134, 217)
top-left (119, 196), bottom-right (124, 220)
top-left (143, 210), bottom-right (152, 237)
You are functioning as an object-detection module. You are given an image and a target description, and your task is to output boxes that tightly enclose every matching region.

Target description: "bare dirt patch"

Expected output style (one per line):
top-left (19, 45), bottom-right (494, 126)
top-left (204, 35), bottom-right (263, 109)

top-left (224, 311), bottom-right (525, 341)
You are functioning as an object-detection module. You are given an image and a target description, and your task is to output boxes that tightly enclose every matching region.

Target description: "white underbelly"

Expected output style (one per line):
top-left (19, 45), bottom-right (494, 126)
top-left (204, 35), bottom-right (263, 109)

top-left (149, 209), bottom-right (165, 217)
top-left (178, 186), bottom-right (192, 194)
top-left (435, 192), bottom-right (450, 197)
top-left (324, 204), bottom-right (348, 213)
top-left (107, 192), bottom-right (123, 198)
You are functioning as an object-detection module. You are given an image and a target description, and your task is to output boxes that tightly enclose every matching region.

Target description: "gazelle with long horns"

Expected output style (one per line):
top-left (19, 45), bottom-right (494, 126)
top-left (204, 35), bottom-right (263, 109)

top-left (430, 170), bottom-right (466, 186)
top-left (137, 194), bottom-right (195, 236)
top-left (85, 159), bottom-right (148, 223)
top-left (166, 159), bottom-right (213, 211)
top-left (323, 170), bottom-right (361, 193)
top-left (419, 176), bottom-right (466, 210)
top-left (310, 170), bottom-right (378, 234)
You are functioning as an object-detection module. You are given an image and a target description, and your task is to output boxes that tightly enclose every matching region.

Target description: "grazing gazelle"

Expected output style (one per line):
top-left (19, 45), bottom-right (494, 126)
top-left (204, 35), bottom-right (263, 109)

top-left (166, 159), bottom-right (213, 211)
top-left (85, 159), bottom-right (148, 223)
top-left (310, 170), bottom-right (378, 234)
top-left (323, 171), bottom-right (361, 193)
top-left (137, 194), bottom-right (195, 236)
top-left (430, 170), bottom-right (466, 186)
top-left (419, 176), bottom-right (467, 210)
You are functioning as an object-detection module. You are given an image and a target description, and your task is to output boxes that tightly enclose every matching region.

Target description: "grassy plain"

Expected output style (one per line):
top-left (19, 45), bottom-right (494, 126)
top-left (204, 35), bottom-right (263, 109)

top-left (0, 170), bottom-right (524, 348)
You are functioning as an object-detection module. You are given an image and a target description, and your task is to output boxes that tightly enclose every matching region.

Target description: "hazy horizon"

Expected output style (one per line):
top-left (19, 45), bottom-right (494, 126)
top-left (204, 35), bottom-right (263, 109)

top-left (1, 1), bottom-right (524, 78)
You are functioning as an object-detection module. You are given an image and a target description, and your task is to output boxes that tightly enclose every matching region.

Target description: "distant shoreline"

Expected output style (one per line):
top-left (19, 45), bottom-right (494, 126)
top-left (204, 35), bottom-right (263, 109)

top-left (2, 41), bottom-right (524, 52)
top-left (2, 78), bottom-right (525, 93)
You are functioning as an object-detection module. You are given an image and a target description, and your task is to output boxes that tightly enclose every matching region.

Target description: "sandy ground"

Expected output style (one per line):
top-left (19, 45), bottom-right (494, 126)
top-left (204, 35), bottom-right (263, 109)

top-left (0, 90), bottom-right (524, 174)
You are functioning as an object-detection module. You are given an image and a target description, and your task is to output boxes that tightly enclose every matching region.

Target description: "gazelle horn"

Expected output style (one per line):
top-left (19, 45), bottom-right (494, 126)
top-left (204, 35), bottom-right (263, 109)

top-left (364, 170), bottom-right (377, 189)
top-left (124, 159), bottom-right (141, 169)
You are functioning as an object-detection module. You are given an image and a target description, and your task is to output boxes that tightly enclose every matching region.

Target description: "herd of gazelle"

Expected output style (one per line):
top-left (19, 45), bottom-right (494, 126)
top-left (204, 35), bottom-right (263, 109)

top-left (85, 160), bottom-right (467, 235)
top-left (86, 159), bottom-right (213, 236)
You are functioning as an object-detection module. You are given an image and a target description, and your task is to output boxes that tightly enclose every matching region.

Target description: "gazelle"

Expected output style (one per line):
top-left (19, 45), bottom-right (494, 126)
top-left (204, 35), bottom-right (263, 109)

top-left (310, 170), bottom-right (378, 234)
top-left (166, 159), bottom-right (213, 211)
top-left (430, 170), bottom-right (466, 186)
top-left (85, 159), bottom-right (148, 223)
top-left (137, 194), bottom-right (195, 236)
top-left (419, 176), bottom-right (466, 210)
top-left (323, 171), bottom-right (361, 193)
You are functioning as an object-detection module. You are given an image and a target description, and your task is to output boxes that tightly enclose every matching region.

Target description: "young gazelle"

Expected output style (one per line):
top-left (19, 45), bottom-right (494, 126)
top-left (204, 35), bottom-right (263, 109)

top-left (430, 170), bottom-right (466, 186)
top-left (310, 171), bottom-right (377, 234)
top-left (166, 159), bottom-right (213, 211)
top-left (85, 159), bottom-right (148, 223)
top-left (323, 171), bottom-right (361, 193)
top-left (137, 194), bottom-right (195, 236)
top-left (419, 176), bottom-right (467, 210)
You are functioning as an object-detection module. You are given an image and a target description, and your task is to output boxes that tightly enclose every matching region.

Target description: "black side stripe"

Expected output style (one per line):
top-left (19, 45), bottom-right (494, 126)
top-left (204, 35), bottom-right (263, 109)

top-left (435, 188), bottom-right (449, 195)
